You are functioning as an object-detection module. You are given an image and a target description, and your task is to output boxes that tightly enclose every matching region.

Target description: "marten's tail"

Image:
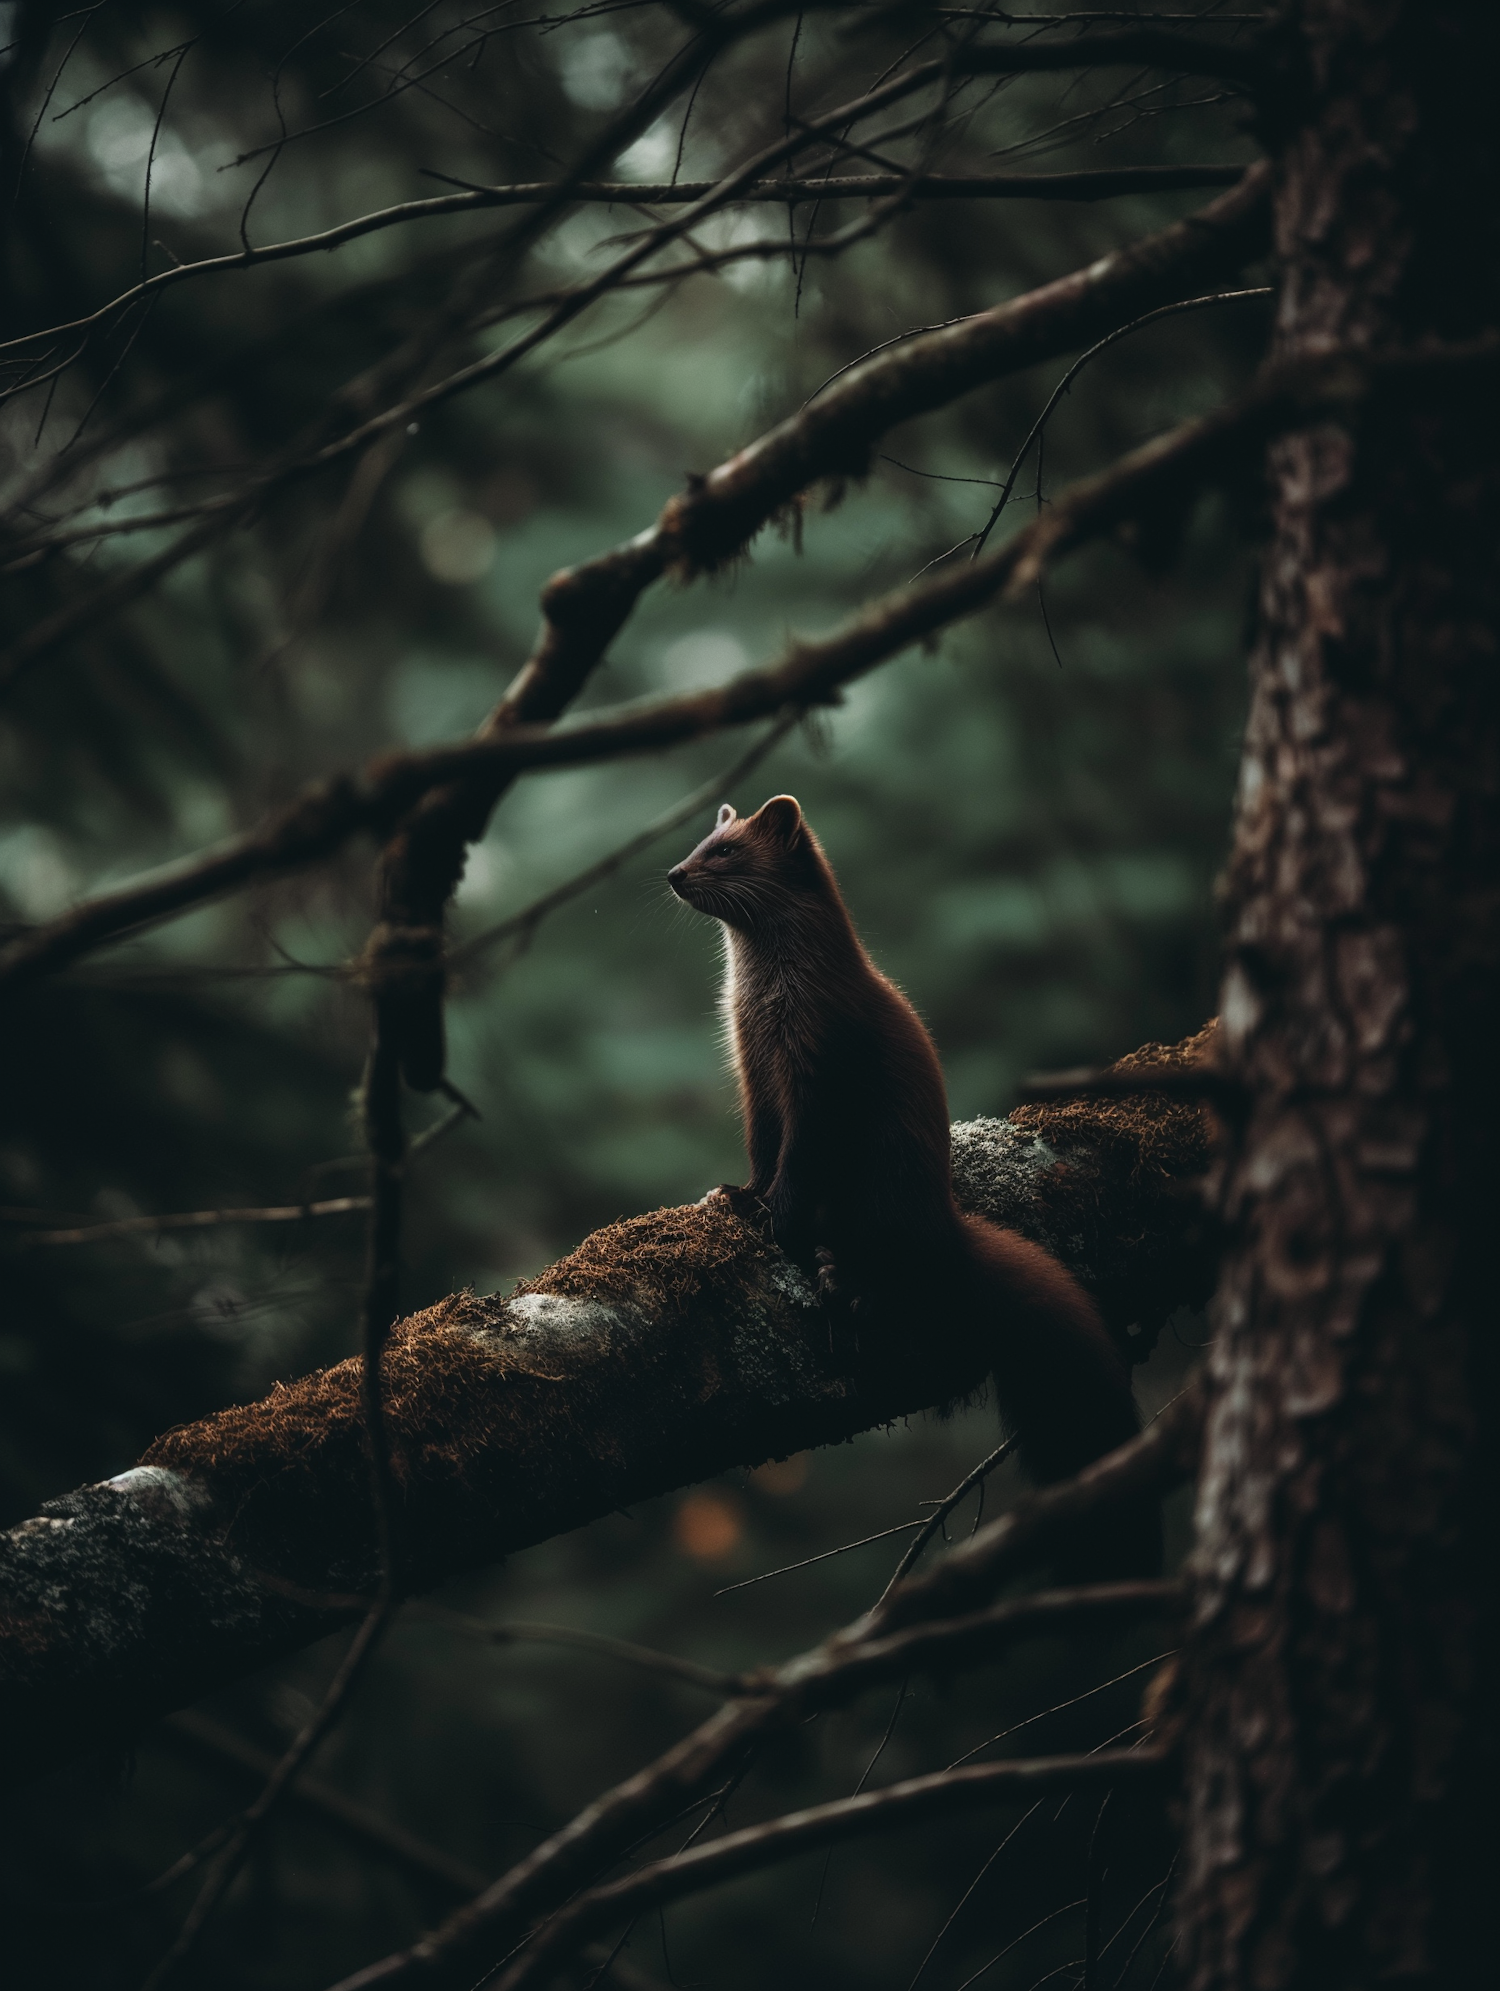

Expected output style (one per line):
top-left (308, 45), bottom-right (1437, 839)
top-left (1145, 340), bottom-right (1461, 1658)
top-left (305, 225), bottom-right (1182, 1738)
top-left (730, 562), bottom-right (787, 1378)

top-left (957, 1213), bottom-right (1161, 1577)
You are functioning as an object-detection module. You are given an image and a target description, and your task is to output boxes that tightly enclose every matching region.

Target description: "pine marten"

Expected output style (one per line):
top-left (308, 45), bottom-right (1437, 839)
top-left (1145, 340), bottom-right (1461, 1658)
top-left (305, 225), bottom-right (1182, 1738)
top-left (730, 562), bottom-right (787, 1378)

top-left (669, 794), bottom-right (1156, 1573)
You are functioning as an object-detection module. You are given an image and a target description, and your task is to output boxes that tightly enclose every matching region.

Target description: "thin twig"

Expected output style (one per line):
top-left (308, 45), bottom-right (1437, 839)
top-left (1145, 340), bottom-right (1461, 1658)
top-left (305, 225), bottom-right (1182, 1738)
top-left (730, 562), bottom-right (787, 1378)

top-left (449, 714), bottom-right (800, 973)
top-left (415, 1606), bottom-right (746, 1696)
top-left (954, 1895), bottom-right (1090, 1991)
top-left (946, 1652), bottom-right (1176, 1771)
top-left (809, 1675), bottom-right (910, 1926)
top-left (10, 1197), bottom-right (371, 1247)
top-left (908, 1798), bottom-right (1049, 1989)
top-left (9, 1093), bottom-right (470, 1248)
top-left (141, 1596), bottom-right (395, 1987)
top-left (1084, 1792), bottom-right (1113, 1991)
top-left (970, 286), bottom-right (1273, 559)
top-left (1106, 1860), bottom-right (1175, 1988)
top-left (878, 1437), bottom-right (1017, 1606)
top-left (713, 1521), bottom-right (925, 1596)
top-left (159, 1712), bottom-right (490, 1897)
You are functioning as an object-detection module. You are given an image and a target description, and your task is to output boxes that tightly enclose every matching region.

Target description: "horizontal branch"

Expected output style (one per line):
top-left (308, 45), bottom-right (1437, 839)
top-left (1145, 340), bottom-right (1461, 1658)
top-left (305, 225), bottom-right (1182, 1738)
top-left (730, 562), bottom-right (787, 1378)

top-left (14, 327), bottom-right (1380, 1009)
top-left (8, 1196), bottom-right (371, 1247)
top-left (448, 716), bottom-right (799, 972)
top-left (422, 163), bottom-right (1247, 206)
top-left (263, 48), bottom-right (1262, 505)
top-left (495, 1748), bottom-right (1170, 1991)
top-left (962, 27), bottom-right (1264, 83)
top-left (2, 261), bottom-right (1303, 1000)
top-left (0, 1046), bottom-right (1216, 1789)
top-left (0, 146), bottom-right (1266, 703)
top-left (0, 165), bottom-right (1249, 370)
top-left (416, 1606), bottom-right (747, 1697)
top-left (0, 362), bottom-right (1239, 990)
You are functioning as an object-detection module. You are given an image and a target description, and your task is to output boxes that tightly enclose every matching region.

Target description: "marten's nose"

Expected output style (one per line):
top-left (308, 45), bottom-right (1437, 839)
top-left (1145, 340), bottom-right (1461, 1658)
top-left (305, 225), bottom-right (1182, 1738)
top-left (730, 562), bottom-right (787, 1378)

top-left (667, 864), bottom-right (688, 895)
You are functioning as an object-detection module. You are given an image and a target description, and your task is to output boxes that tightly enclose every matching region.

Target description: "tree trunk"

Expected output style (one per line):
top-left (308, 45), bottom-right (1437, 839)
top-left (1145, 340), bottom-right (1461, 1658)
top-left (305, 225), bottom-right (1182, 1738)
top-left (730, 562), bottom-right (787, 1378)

top-left (1180, 4), bottom-right (1500, 1986)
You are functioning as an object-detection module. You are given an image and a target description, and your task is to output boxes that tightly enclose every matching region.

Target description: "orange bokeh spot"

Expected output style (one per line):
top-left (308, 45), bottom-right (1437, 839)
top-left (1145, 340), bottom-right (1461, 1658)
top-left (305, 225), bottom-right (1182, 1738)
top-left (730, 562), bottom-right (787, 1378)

top-left (674, 1489), bottom-right (744, 1561)
top-left (749, 1453), bottom-right (809, 1496)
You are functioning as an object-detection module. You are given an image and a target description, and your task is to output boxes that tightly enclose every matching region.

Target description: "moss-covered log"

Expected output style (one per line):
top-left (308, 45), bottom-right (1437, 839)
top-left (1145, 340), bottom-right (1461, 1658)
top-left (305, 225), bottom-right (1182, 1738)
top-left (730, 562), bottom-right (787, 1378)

top-left (0, 1032), bottom-right (1216, 1787)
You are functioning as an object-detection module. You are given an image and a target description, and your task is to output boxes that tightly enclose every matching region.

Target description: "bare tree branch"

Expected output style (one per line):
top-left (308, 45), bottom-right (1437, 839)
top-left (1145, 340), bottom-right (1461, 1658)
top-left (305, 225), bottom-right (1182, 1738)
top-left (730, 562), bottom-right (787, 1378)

top-left (0, 149), bottom-right (1266, 699)
top-left (0, 1054), bottom-right (1215, 1790)
top-left (19, 320), bottom-right (1443, 1016)
top-left (877, 1435), bottom-right (1017, 1604)
top-left (0, 163), bottom-right (1248, 377)
top-left (363, 162), bottom-right (1267, 1085)
top-left (160, 1711), bottom-right (490, 1899)
top-left (490, 1749), bottom-right (1171, 1991)
top-left (472, 165), bottom-right (1267, 717)
top-left (448, 716), bottom-right (799, 975)
top-left (428, 162), bottom-right (1248, 203)
top-left (9, 323), bottom-right (1379, 1003)
top-left (143, 1598), bottom-right (397, 1989)
top-left (319, 1451), bottom-right (1196, 1991)
top-left (415, 1607), bottom-right (747, 1697)
top-left (0, 179), bottom-right (1269, 1011)
top-left (7, 1197), bottom-right (372, 1247)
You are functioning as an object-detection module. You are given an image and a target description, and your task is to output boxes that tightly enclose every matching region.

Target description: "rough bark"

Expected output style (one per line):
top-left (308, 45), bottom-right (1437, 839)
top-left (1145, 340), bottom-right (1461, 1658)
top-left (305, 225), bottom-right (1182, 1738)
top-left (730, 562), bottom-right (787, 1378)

top-left (0, 1041), bottom-right (1216, 1789)
top-left (1180, 5), bottom-right (1500, 1986)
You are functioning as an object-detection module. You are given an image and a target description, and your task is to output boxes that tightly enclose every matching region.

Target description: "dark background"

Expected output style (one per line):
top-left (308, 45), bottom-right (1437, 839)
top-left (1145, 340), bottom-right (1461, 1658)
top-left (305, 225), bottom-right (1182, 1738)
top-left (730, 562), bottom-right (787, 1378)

top-left (0, 6), bottom-right (1259, 1986)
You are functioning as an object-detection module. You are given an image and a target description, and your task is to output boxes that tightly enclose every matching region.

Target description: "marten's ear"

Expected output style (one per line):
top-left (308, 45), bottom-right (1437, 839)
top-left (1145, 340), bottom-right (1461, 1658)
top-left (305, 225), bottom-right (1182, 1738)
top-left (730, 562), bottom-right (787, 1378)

top-left (715, 803), bottom-right (737, 830)
top-left (754, 795), bottom-right (803, 845)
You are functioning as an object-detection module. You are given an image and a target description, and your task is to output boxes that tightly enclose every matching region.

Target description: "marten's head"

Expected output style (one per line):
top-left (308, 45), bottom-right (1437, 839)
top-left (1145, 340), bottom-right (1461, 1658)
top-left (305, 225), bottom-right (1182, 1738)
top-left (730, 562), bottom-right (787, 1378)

top-left (668, 795), bottom-right (827, 931)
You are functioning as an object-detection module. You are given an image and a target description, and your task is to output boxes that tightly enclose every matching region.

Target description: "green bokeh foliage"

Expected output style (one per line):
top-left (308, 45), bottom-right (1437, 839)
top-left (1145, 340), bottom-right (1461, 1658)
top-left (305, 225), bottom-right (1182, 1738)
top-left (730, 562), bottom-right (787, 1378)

top-left (0, 6), bottom-right (1259, 1984)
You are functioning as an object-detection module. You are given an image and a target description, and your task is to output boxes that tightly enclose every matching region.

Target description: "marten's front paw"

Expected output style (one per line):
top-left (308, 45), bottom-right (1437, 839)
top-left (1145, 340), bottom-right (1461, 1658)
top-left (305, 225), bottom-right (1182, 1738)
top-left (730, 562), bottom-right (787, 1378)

top-left (814, 1248), bottom-right (863, 1314)
top-left (699, 1183), bottom-right (771, 1230)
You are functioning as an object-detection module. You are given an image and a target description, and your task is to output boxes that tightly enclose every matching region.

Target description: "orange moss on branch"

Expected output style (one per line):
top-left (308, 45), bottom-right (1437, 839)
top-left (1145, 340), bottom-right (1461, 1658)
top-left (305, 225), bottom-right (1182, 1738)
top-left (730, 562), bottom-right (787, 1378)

top-left (139, 1034), bottom-right (1221, 1592)
top-left (1011, 1019), bottom-right (1222, 1175)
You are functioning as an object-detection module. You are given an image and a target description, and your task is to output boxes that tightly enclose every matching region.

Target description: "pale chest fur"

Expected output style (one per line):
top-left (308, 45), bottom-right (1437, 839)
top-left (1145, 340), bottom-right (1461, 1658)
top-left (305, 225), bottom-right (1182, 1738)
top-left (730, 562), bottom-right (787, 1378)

top-left (720, 929), bottom-right (816, 1080)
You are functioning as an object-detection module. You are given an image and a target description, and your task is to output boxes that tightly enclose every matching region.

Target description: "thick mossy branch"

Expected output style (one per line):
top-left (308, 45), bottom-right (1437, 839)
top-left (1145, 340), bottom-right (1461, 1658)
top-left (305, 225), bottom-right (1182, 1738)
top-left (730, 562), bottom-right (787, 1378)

top-left (0, 1034), bottom-right (1216, 1785)
top-left (1001, 1019), bottom-right (1222, 1355)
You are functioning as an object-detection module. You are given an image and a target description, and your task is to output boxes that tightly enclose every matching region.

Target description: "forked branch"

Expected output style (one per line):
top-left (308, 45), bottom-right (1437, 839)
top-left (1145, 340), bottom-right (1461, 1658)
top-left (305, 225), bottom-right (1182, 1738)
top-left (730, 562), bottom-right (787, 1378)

top-left (322, 1400), bottom-right (1200, 1990)
top-left (8, 280), bottom-right (1346, 1003)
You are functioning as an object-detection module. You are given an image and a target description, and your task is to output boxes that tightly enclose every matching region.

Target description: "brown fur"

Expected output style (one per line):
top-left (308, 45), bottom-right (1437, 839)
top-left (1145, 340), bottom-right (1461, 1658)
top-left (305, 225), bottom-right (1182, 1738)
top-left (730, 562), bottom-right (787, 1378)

top-left (670, 795), bottom-right (1156, 1569)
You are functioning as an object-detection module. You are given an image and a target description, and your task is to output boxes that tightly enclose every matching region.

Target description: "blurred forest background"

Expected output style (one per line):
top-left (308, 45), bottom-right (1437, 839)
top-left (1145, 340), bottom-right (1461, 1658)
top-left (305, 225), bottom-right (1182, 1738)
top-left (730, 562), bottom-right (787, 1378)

top-left (0, 5), bottom-right (1262, 1987)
